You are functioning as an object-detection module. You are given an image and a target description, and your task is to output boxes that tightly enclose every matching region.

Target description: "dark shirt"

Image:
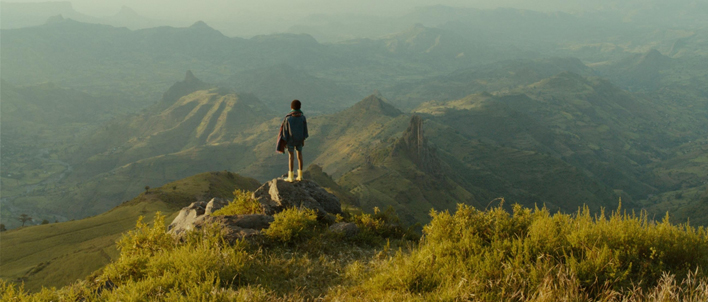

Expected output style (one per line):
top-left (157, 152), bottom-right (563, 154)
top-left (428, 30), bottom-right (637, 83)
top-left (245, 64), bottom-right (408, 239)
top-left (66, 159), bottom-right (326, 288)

top-left (282, 110), bottom-right (308, 146)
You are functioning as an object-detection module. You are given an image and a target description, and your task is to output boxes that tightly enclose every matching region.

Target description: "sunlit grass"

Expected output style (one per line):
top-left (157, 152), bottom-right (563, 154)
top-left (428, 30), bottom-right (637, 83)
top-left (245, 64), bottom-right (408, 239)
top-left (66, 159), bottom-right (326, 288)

top-left (5, 201), bottom-right (708, 301)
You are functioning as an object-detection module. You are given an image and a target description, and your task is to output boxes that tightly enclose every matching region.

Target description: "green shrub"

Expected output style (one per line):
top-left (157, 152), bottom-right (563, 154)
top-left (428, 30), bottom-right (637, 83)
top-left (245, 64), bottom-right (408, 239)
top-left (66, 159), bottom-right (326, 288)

top-left (114, 212), bottom-right (173, 258)
top-left (211, 189), bottom-right (263, 216)
top-left (264, 208), bottom-right (319, 243)
top-left (6, 204), bottom-right (708, 301)
top-left (358, 203), bottom-right (708, 300)
top-left (350, 206), bottom-right (418, 244)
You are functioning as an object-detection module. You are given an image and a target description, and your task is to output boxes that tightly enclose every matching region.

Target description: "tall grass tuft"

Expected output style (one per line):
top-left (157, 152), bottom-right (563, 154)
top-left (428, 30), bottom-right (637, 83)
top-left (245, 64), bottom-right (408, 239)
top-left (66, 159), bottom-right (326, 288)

top-left (264, 207), bottom-right (319, 243)
top-left (349, 204), bottom-right (708, 300)
top-left (211, 189), bottom-right (264, 216)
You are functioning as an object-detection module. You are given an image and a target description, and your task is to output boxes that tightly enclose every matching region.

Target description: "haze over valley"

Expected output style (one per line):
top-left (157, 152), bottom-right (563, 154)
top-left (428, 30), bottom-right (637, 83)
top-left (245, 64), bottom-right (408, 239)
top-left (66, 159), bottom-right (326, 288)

top-left (1, 0), bottom-right (708, 298)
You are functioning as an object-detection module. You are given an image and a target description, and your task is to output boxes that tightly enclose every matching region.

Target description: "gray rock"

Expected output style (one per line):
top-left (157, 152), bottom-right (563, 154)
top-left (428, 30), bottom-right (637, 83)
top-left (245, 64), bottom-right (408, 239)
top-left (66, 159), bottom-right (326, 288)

top-left (252, 179), bottom-right (342, 217)
top-left (204, 197), bottom-right (229, 216)
top-left (329, 222), bottom-right (359, 237)
top-left (167, 201), bottom-right (207, 235)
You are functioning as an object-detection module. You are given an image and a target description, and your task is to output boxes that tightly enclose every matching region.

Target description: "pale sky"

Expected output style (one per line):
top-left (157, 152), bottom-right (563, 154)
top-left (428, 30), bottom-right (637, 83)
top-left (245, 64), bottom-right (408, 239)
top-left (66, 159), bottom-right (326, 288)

top-left (3, 0), bottom-right (605, 21)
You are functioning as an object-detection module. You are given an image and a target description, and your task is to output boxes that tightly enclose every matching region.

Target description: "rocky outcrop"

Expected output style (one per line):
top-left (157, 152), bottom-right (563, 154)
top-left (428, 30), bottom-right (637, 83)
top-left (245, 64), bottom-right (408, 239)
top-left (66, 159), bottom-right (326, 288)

top-left (167, 200), bottom-right (209, 236)
top-left (168, 196), bottom-right (274, 242)
top-left (252, 179), bottom-right (342, 217)
top-left (168, 178), bottom-right (344, 241)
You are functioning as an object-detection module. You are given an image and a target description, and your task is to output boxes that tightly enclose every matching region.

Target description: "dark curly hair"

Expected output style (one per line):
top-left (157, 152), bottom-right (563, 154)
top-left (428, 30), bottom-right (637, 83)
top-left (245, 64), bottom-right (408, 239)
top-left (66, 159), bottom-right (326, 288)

top-left (291, 99), bottom-right (301, 110)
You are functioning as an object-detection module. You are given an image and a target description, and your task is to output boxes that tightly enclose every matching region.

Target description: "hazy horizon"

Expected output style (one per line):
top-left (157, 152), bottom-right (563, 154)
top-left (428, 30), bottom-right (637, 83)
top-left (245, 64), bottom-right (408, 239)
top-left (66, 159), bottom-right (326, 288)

top-left (6, 0), bottom-right (703, 38)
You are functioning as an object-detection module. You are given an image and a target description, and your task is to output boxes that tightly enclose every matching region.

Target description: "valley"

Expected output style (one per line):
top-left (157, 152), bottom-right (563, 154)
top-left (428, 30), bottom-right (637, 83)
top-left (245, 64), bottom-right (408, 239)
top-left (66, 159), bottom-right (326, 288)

top-left (1, 2), bottom-right (708, 297)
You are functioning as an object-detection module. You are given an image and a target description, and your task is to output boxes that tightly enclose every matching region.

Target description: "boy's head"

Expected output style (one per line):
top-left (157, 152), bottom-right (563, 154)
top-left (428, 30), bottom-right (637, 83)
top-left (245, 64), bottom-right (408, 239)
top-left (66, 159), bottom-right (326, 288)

top-left (291, 99), bottom-right (301, 110)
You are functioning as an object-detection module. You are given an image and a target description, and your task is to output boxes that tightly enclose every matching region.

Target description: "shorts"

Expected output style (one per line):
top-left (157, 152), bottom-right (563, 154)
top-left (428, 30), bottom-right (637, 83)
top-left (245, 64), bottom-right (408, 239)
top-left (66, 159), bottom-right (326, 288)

top-left (287, 144), bottom-right (303, 152)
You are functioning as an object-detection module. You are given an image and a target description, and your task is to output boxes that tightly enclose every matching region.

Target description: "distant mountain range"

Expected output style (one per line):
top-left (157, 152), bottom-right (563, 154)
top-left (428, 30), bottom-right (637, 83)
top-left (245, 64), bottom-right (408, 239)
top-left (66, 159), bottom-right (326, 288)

top-left (0, 1), bottom-right (169, 30)
top-left (0, 18), bottom-right (500, 111)
top-left (4, 67), bottom-right (704, 229)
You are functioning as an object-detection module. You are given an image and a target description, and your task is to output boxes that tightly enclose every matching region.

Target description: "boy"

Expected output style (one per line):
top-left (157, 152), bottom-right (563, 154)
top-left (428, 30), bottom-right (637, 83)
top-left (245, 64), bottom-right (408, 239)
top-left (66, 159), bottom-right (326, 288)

top-left (276, 100), bottom-right (308, 182)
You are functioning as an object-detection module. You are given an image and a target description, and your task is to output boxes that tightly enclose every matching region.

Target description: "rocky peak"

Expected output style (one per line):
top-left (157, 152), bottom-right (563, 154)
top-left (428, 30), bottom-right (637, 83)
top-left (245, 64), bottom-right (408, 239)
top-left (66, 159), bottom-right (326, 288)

top-left (155, 71), bottom-right (210, 111)
top-left (190, 21), bottom-right (210, 29)
top-left (634, 49), bottom-right (671, 70)
top-left (116, 6), bottom-right (139, 17)
top-left (45, 14), bottom-right (66, 25)
top-left (351, 94), bottom-right (402, 117)
top-left (184, 70), bottom-right (201, 84)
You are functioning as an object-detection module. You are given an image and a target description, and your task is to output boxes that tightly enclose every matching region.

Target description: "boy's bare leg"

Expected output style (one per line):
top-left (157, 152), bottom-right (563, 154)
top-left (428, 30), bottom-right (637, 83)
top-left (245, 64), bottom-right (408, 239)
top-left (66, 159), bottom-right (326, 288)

top-left (286, 149), bottom-right (295, 182)
top-left (288, 150), bottom-right (295, 172)
top-left (296, 150), bottom-right (304, 181)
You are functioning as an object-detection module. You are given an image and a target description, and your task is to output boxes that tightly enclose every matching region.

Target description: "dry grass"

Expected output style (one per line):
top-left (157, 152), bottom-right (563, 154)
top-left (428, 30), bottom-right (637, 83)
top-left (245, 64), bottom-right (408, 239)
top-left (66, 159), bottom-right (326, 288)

top-left (4, 203), bottom-right (708, 301)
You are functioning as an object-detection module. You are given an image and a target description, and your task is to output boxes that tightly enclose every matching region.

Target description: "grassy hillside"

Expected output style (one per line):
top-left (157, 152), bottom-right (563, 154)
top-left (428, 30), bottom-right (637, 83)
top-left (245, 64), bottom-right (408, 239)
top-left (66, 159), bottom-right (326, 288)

top-left (0, 171), bottom-right (259, 292)
top-left (5, 203), bottom-right (708, 301)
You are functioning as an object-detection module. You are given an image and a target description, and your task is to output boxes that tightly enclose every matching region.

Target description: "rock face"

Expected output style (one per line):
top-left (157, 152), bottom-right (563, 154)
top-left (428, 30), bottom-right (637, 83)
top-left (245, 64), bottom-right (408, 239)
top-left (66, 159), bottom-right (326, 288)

top-left (252, 179), bottom-right (342, 216)
top-left (168, 178), bottom-right (343, 241)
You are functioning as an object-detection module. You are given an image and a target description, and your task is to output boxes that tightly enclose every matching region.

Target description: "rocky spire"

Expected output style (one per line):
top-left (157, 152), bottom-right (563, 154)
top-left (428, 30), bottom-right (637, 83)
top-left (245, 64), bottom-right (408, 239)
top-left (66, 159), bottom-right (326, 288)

top-left (392, 115), bottom-right (443, 178)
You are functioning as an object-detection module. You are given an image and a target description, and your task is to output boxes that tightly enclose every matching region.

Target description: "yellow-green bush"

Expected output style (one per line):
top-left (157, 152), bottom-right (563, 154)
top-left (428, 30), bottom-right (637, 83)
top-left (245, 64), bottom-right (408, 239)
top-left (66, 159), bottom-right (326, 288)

top-left (115, 212), bottom-right (173, 258)
top-left (349, 206), bottom-right (419, 244)
top-left (211, 189), bottom-right (263, 216)
top-left (264, 207), bottom-right (319, 243)
top-left (355, 204), bottom-right (708, 300)
top-left (5, 203), bottom-right (708, 302)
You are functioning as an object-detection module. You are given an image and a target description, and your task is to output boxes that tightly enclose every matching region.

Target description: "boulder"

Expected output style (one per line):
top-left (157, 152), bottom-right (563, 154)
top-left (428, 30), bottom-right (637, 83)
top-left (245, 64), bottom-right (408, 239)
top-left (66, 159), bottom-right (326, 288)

top-left (329, 222), bottom-right (359, 237)
top-left (167, 201), bottom-right (207, 235)
top-left (204, 197), bottom-right (229, 215)
top-left (252, 179), bottom-right (342, 216)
